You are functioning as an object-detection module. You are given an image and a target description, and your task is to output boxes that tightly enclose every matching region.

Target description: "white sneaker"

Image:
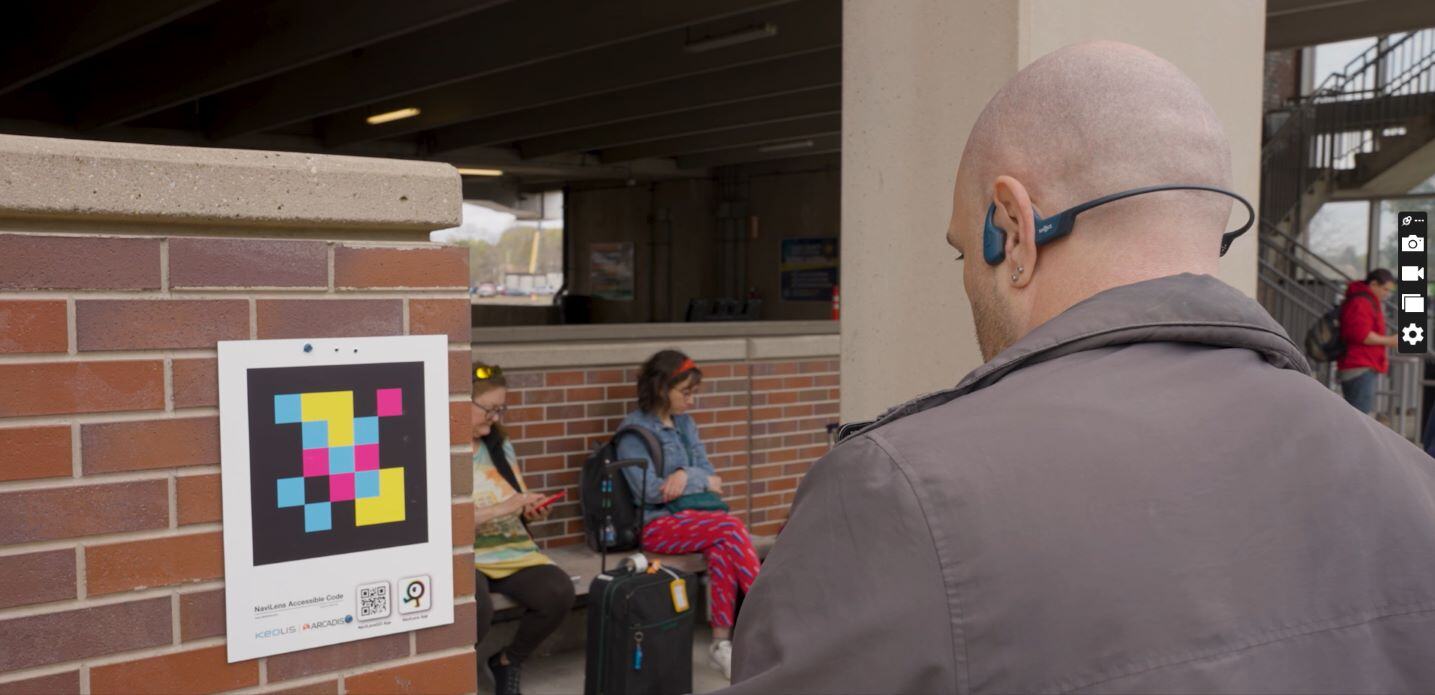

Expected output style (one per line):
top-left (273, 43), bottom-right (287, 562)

top-left (709, 639), bottom-right (733, 681)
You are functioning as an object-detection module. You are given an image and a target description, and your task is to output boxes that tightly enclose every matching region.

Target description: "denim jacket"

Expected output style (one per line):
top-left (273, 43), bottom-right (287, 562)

top-left (615, 410), bottom-right (714, 523)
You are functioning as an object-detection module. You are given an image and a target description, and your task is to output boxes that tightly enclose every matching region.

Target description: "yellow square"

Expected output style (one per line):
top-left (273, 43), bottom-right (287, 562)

top-left (301, 391), bottom-right (354, 446)
top-left (355, 468), bottom-right (406, 526)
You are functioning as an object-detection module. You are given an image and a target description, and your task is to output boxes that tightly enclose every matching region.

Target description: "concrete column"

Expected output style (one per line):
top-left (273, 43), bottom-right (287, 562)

top-left (840, 0), bottom-right (1266, 421)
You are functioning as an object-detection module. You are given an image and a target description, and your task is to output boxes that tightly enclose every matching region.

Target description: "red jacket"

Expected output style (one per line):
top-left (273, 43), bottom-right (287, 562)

top-left (1338, 281), bottom-right (1388, 373)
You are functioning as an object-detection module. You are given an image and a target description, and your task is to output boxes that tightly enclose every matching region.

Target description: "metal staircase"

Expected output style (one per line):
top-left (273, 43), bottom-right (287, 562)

top-left (1258, 29), bottom-right (1435, 443)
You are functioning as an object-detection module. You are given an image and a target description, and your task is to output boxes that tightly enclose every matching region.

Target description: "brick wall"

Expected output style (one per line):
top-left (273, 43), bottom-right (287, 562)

top-left (494, 358), bottom-right (840, 546)
top-left (0, 233), bottom-right (477, 695)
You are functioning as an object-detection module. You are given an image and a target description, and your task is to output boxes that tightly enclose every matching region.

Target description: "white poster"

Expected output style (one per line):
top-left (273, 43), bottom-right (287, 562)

top-left (218, 335), bottom-right (455, 662)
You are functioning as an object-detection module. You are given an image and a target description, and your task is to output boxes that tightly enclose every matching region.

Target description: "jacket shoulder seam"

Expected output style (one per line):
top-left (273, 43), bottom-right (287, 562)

top-left (866, 432), bottom-right (970, 694)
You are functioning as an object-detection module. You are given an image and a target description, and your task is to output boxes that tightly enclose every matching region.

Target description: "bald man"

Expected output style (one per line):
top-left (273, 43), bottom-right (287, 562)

top-left (723, 42), bottom-right (1435, 693)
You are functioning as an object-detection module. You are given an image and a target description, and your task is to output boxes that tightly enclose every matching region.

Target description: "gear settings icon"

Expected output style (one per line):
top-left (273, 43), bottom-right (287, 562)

top-left (1402, 323), bottom-right (1425, 346)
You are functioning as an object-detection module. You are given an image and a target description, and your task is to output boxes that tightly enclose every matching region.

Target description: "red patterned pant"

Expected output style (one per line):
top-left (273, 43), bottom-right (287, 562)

top-left (641, 511), bottom-right (761, 628)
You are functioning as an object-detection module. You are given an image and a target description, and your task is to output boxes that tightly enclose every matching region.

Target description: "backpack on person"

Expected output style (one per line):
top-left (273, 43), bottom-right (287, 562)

top-left (579, 426), bottom-right (663, 553)
top-left (1305, 294), bottom-right (1376, 363)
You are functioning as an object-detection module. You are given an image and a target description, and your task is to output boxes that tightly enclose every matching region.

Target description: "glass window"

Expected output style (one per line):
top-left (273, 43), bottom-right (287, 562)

top-left (432, 192), bottom-right (564, 306)
top-left (1306, 37), bottom-right (1377, 95)
top-left (1305, 200), bottom-right (1370, 278)
top-left (1411, 172), bottom-right (1435, 194)
top-left (1375, 197), bottom-right (1435, 275)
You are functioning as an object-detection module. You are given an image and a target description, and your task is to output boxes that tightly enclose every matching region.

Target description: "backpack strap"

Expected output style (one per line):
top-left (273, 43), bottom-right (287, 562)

top-left (613, 425), bottom-right (665, 508)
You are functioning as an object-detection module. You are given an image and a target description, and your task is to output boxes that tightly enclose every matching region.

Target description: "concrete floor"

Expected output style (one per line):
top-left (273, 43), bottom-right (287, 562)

top-left (503, 625), bottom-right (729, 695)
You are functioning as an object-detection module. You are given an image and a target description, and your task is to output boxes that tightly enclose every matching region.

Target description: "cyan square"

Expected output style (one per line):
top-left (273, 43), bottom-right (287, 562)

top-left (301, 421), bottom-right (327, 449)
top-left (274, 394), bottom-right (302, 424)
top-left (355, 470), bottom-right (380, 499)
top-left (329, 445), bottom-right (355, 474)
top-left (277, 477), bottom-right (305, 508)
top-left (304, 502), bottom-right (332, 532)
top-left (354, 416), bottom-right (379, 445)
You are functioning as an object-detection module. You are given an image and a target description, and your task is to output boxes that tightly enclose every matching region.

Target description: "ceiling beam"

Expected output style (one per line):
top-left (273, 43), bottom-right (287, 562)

top-left (204, 0), bottom-right (793, 141)
top-left (0, 0), bottom-right (218, 96)
top-left (516, 87), bottom-right (840, 159)
top-left (318, 0), bottom-right (840, 148)
top-left (70, 0), bottom-right (503, 130)
top-left (597, 114), bottom-right (840, 163)
top-left (675, 133), bottom-right (840, 169)
top-left (426, 47), bottom-right (838, 154)
top-left (1266, 0), bottom-right (1435, 50)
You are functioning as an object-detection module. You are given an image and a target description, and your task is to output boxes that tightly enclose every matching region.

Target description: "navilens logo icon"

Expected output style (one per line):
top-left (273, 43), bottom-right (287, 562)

top-left (256, 626), bottom-right (297, 640)
top-left (302, 615), bottom-right (355, 631)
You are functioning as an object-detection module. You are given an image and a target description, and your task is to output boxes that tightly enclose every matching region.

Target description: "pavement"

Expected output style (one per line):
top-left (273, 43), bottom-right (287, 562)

top-left (516, 625), bottom-right (731, 695)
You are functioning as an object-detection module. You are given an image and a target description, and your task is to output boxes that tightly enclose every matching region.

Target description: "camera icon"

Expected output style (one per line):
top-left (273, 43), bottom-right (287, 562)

top-left (1403, 235), bottom-right (1425, 252)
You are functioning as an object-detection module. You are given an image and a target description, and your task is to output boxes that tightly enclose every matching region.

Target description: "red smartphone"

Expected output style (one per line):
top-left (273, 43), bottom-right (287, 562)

top-left (533, 490), bottom-right (566, 511)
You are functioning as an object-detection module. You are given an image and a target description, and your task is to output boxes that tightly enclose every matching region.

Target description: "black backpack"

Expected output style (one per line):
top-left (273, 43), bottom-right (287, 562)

top-left (1305, 294), bottom-right (1375, 363)
top-left (580, 426), bottom-right (664, 553)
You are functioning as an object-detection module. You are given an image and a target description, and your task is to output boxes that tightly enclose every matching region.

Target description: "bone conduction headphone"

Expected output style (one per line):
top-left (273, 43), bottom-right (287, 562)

top-left (982, 184), bottom-right (1255, 265)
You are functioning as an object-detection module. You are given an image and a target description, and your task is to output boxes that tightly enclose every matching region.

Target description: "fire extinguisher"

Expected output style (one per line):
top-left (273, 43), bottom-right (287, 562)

top-left (831, 284), bottom-right (840, 321)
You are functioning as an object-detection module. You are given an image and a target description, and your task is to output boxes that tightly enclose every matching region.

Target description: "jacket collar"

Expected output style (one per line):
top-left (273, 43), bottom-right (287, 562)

top-left (859, 273), bottom-right (1309, 434)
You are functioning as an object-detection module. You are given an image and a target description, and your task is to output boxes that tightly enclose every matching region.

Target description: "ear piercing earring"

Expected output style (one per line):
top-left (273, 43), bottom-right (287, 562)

top-left (1011, 265), bottom-right (1024, 283)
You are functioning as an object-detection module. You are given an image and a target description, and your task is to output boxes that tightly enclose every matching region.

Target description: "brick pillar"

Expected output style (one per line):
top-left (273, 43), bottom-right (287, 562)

top-left (0, 233), bottom-right (476, 694)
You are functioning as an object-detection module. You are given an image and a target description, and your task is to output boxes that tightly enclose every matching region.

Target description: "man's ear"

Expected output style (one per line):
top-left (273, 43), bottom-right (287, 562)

top-left (993, 175), bottom-right (1038, 288)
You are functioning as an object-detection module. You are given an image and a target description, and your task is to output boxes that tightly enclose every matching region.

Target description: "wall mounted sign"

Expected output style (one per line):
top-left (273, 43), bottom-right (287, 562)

top-left (780, 237), bottom-right (839, 301)
top-left (590, 242), bottom-right (635, 300)
top-left (218, 335), bottom-right (454, 662)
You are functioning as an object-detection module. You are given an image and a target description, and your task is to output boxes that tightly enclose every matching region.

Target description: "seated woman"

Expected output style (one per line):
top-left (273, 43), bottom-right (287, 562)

top-left (616, 349), bottom-right (763, 681)
top-left (471, 363), bottom-right (575, 695)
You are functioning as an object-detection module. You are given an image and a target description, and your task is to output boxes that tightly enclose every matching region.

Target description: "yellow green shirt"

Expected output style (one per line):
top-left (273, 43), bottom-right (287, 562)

top-left (472, 439), bottom-right (552, 579)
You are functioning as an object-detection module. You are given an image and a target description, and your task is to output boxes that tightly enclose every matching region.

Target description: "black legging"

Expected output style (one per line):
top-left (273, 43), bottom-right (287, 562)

top-left (475, 563), bottom-right (576, 665)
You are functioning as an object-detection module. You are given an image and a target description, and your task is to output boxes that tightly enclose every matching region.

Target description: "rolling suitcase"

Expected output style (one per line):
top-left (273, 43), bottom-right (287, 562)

top-left (583, 457), bottom-right (695, 695)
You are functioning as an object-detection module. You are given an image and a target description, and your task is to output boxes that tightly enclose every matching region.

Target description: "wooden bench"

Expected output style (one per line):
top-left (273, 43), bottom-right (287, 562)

top-left (489, 536), bottom-right (777, 613)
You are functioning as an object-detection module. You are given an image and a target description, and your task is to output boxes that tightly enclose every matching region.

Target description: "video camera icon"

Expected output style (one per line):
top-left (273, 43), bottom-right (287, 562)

top-left (1403, 266), bottom-right (1426, 282)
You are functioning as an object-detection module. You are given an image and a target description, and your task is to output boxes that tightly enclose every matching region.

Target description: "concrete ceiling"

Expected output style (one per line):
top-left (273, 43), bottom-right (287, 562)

top-left (0, 0), bottom-right (1428, 188)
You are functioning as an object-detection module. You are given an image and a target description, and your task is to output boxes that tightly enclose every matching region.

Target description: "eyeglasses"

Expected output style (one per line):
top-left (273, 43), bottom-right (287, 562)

top-left (677, 386), bottom-right (700, 398)
top-left (473, 401), bottom-right (507, 420)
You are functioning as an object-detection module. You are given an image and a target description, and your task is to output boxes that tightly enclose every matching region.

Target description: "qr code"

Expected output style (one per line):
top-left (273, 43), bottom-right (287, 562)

top-left (357, 581), bottom-right (391, 621)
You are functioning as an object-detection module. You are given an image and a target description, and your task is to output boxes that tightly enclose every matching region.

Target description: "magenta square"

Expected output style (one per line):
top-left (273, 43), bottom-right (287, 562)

top-left (355, 444), bottom-right (379, 471)
top-left (376, 388), bottom-right (403, 417)
top-left (329, 473), bottom-right (355, 502)
top-left (302, 448), bottom-right (328, 477)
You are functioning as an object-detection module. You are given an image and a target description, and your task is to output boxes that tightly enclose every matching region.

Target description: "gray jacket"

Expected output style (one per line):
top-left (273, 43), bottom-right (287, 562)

top-left (727, 274), bottom-right (1435, 694)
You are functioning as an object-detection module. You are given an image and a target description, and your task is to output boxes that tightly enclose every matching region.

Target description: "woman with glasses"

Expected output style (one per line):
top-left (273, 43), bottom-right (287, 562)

top-left (616, 349), bottom-right (764, 681)
top-left (471, 362), bottom-right (574, 695)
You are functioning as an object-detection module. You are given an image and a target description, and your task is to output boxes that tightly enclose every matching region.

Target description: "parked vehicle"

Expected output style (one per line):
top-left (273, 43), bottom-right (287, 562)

top-left (477, 282), bottom-right (497, 298)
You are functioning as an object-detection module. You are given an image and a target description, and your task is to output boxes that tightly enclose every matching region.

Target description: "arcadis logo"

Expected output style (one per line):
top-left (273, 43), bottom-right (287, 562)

top-left (255, 625), bottom-right (297, 640)
top-left (302, 615), bottom-right (355, 631)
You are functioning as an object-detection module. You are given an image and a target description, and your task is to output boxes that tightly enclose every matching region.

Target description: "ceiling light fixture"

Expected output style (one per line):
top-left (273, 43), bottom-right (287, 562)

top-left (684, 22), bottom-right (778, 53)
top-left (456, 168), bottom-right (504, 177)
top-left (365, 107), bottom-right (421, 125)
top-left (758, 139), bottom-right (815, 153)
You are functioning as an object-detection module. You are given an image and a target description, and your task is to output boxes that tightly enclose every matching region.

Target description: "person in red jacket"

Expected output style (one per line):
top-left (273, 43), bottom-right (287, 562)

top-left (1338, 268), bottom-right (1398, 414)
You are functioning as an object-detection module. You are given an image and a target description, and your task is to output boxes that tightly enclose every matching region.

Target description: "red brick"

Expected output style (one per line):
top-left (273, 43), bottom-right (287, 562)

top-left (177, 473), bottom-right (221, 525)
top-left (0, 300), bottom-right (67, 354)
top-left (448, 349), bottom-right (470, 395)
top-left (546, 437), bottom-right (585, 454)
top-left (0, 425), bottom-right (71, 482)
top-left (504, 371), bottom-right (543, 388)
top-left (814, 373), bottom-right (840, 387)
top-left (545, 371), bottom-right (584, 386)
top-left (452, 451), bottom-right (473, 497)
top-left (715, 409), bottom-right (747, 423)
top-left (333, 245), bottom-right (467, 289)
top-left (0, 480), bottom-right (167, 544)
top-left (546, 470), bottom-right (580, 488)
top-left (524, 388), bottom-right (566, 404)
top-left (586, 402), bottom-right (625, 418)
top-left (256, 299), bottom-right (404, 339)
top-left (546, 404), bottom-right (584, 420)
top-left (506, 406), bottom-right (543, 423)
top-left (753, 362), bottom-right (799, 377)
top-left (606, 385), bottom-right (637, 400)
top-left (800, 359), bottom-right (838, 373)
top-left (566, 386), bottom-right (605, 402)
top-left (0, 234), bottom-right (159, 290)
top-left (453, 502), bottom-right (474, 548)
top-left (783, 404), bottom-right (815, 418)
top-left (450, 400), bottom-right (466, 445)
top-left (409, 298), bottom-right (470, 343)
top-left (0, 360), bottom-right (163, 417)
top-left (701, 364), bottom-right (732, 379)
top-left (813, 401), bottom-right (839, 416)
top-left (0, 549), bottom-right (76, 609)
top-left (0, 670), bottom-right (80, 695)
top-left (179, 588), bottom-right (225, 642)
top-left (770, 477), bottom-right (800, 492)
top-left (86, 532), bottom-right (223, 595)
top-left (268, 633), bottom-right (410, 682)
top-left (269, 680), bottom-right (340, 695)
top-left (586, 369), bottom-right (624, 384)
top-left (0, 597), bottom-right (171, 672)
top-left (523, 422), bottom-right (564, 439)
top-left (752, 377), bottom-right (784, 391)
top-left (91, 644), bottom-right (257, 695)
top-left (169, 237), bottom-right (327, 288)
top-left (524, 455), bottom-right (568, 472)
top-left (513, 440), bottom-right (545, 457)
top-left (345, 652), bottom-right (476, 695)
top-left (416, 600), bottom-right (478, 653)
top-left (566, 419), bottom-right (606, 436)
top-left (76, 300), bottom-right (247, 351)
top-left (171, 358), bottom-right (217, 408)
top-left (81, 417), bottom-right (218, 473)
top-left (453, 552), bottom-right (475, 597)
